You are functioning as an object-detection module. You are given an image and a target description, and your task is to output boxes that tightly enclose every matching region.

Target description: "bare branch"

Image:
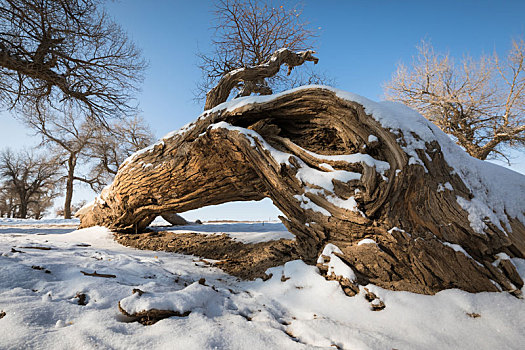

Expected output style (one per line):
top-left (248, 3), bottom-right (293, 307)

top-left (205, 48), bottom-right (318, 110)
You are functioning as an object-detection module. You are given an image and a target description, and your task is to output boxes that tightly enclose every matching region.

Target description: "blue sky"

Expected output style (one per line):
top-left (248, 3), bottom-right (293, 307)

top-left (1, 0), bottom-right (524, 220)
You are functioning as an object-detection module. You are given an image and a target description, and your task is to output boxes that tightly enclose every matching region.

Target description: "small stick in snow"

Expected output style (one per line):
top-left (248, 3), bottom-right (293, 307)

top-left (132, 288), bottom-right (145, 296)
top-left (80, 270), bottom-right (116, 278)
top-left (20, 246), bottom-right (52, 250)
top-left (11, 248), bottom-right (24, 253)
top-left (31, 265), bottom-right (51, 273)
top-left (0, 311), bottom-right (5, 319)
top-left (75, 293), bottom-right (88, 306)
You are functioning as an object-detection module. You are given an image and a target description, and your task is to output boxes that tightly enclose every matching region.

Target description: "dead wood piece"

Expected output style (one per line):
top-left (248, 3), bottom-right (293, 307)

top-left (370, 299), bottom-right (386, 311)
top-left (132, 288), bottom-right (145, 296)
top-left (204, 48), bottom-right (318, 110)
top-left (20, 246), bottom-right (52, 250)
top-left (0, 311), bottom-right (5, 319)
top-left (80, 270), bottom-right (116, 279)
top-left (75, 293), bottom-right (88, 306)
top-left (31, 265), bottom-right (51, 273)
top-left (78, 87), bottom-right (525, 296)
top-left (160, 212), bottom-right (189, 226)
top-left (11, 248), bottom-right (24, 253)
top-left (118, 301), bottom-right (190, 326)
top-left (364, 288), bottom-right (385, 311)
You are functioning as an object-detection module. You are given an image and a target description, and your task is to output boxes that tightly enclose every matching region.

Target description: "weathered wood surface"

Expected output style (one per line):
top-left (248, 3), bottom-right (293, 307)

top-left (204, 48), bottom-right (318, 110)
top-left (78, 87), bottom-right (525, 295)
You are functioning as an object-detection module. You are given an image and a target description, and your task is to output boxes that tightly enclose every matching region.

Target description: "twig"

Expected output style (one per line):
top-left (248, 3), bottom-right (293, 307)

top-left (80, 270), bottom-right (116, 278)
top-left (20, 246), bottom-right (52, 250)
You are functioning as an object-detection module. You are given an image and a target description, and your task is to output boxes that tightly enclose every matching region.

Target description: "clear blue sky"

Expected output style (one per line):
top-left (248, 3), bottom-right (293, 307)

top-left (1, 0), bottom-right (524, 220)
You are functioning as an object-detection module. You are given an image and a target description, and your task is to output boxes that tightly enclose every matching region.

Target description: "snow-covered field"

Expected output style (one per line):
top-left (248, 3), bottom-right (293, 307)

top-left (1, 220), bottom-right (525, 349)
top-left (150, 218), bottom-right (295, 244)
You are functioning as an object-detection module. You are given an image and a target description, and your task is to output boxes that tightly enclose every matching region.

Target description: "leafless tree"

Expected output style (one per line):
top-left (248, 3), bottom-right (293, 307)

top-left (384, 40), bottom-right (525, 161)
top-left (0, 0), bottom-right (146, 120)
top-left (197, 0), bottom-right (326, 100)
top-left (0, 149), bottom-right (59, 218)
top-left (0, 184), bottom-right (17, 217)
top-left (21, 104), bottom-right (154, 219)
top-left (55, 199), bottom-right (86, 217)
top-left (88, 115), bottom-right (154, 182)
top-left (22, 105), bottom-right (100, 218)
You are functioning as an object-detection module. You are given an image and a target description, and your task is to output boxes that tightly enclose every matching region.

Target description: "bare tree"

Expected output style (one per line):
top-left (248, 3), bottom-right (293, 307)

top-left (197, 0), bottom-right (325, 100)
top-left (22, 105), bottom-right (100, 218)
top-left (0, 0), bottom-right (146, 119)
top-left (0, 149), bottom-right (59, 218)
top-left (384, 40), bottom-right (525, 161)
top-left (21, 105), bottom-right (154, 219)
top-left (0, 184), bottom-right (17, 217)
top-left (55, 199), bottom-right (86, 218)
top-left (88, 115), bottom-right (154, 182)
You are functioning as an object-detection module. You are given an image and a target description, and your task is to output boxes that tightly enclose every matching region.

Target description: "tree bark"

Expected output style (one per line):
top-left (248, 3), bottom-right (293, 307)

top-left (64, 154), bottom-right (77, 219)
top-left (204, 48), bottom-right (318, 110)
top-left (78, 87), bottom-right (525, 296)
top-left (18, 198), bottom-right (27, 219)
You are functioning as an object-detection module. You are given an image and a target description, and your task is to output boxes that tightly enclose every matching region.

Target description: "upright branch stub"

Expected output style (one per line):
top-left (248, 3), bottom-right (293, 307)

top-left (204, 48), bottom-right (319, 110)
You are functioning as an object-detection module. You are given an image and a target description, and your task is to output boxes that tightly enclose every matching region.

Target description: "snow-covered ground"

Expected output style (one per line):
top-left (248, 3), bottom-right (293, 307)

top-left (1, 220), bottom-right (524, 349)
top-left (150, 219), bottom-right (295, 244)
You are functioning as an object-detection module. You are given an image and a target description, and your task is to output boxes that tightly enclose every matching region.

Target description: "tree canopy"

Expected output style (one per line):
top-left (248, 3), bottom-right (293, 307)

top-left (0, 0), bottom-right (146, 119)
top-left (384, 40), bottom-right (525, 161)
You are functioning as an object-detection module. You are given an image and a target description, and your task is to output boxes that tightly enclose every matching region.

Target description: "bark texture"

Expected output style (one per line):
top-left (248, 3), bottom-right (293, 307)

top-left (78, 87), bottom-right (525, 295)
top-left (204, 48), bottom-right (318, 110)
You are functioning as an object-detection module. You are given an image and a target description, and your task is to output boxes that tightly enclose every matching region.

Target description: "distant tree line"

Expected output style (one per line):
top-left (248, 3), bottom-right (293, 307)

top-left (0, 115), bottom-right (153, 219)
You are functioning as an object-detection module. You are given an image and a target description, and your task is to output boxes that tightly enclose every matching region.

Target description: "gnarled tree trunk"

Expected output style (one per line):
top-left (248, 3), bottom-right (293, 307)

top-left (77, 86), bottom-right (525, 296)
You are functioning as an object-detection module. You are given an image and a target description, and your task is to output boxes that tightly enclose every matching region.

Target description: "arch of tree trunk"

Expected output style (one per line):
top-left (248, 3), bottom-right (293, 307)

top-left (77, 86), bottom-right (525, 296)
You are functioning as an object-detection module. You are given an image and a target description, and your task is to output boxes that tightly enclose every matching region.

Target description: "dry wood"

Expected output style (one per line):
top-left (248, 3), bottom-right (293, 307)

top-left (118, 300), bottom-right (190, 326)
top-left (80, 271), bottom-right (116, 279)
top-left (20, 246), bottom-right (52, 250)
top-left (204, 48), bottom-right (318, 110)
top-left (78, 87), bottom-right (525, 296)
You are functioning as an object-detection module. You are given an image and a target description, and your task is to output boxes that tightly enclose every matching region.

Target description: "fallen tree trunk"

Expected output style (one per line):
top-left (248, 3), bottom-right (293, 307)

top-left (78, 86), bottom-right (525, 295)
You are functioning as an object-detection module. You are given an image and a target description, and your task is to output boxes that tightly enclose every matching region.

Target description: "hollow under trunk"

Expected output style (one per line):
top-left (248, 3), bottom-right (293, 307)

top-left (77, 87), bottom-right (525, 296)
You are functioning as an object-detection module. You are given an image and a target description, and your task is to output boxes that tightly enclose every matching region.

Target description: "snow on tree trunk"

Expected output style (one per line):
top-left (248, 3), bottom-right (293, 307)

top-left (77, 87), bottom-right (525, 296)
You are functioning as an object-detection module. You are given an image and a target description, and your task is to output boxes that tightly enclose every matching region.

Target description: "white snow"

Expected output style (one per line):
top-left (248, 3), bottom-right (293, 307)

top-left (456, 196), bottom-right (505, 234)
top-left (294, 194), bottom-right (331, 216)
top-left (210, 121), bottom-right (292, 165)
top-left (317, 244), bottom-right (357, 282)
top-left (119, 282), bottom-right (220, 315)
top-left (357, 239), bottom-right (377, 246)
top-left (0, 222), bottom-right (525, 349)
top-left (437, 182), bottom-right (453, 192)
top-left (295, 166), bottom-right (360, 192)
top-left (153, 222), bottom-right (295, 244)
top-left (492, 252), bottom-right (513, 267)
top-left (299, 147), bottom-right (390, 174)
top-left (0, 218), bottom-right (80, 226)
top-left (441, 242), bottom-right (483, 267)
